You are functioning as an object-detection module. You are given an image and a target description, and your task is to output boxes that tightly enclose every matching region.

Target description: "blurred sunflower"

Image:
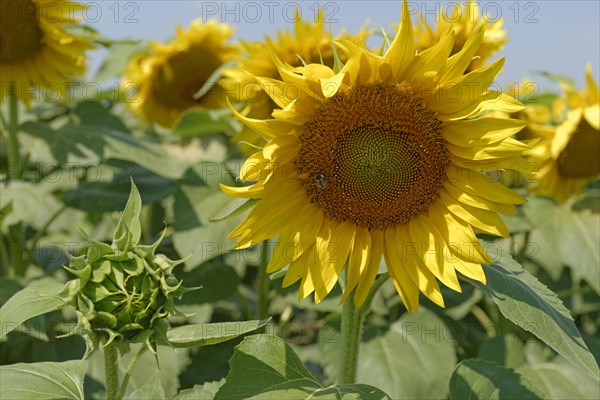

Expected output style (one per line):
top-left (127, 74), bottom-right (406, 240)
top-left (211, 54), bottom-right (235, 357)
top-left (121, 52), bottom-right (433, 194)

top-left (123, 19), bottom-right (237, 127)
top-left (528, 65), bottom-right (600, 201)
top-left (414, 0), bottom-right (507, 72)
top-left (222, 1), bottom-right (528, 310)
top-left (0, 0), bottom-right (94, 104)
top-left (223, 9), bottom-right (368, 154)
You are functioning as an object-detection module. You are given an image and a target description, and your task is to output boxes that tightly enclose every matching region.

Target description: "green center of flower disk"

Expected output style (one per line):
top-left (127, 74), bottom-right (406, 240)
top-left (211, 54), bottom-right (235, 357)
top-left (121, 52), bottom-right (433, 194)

top-left (0, 0), bottom-right (43, 64)
top-left (557, 117), bottom-right (600, 178)
top-left (298, 83), bottom-right (449, 229)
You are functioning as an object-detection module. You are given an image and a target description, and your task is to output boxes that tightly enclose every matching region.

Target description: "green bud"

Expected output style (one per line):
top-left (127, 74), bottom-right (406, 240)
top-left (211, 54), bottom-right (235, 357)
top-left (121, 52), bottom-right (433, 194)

top-left (63, 183), bottom-right (196, 353)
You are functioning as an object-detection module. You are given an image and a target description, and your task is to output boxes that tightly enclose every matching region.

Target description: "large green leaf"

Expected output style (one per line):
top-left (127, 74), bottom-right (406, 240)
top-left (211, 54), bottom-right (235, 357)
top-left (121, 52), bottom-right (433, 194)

top-left (522, 196), bottom-right (600, 292)
top-left (214, 335), bottom-right (390, 400)
top-left (124, 372), bottom-right (165, 400)
top-left (517, 356), bottom-right (600, 399)
top-left (172, 171), bottom-right (247, 268)
top-left (449, 359), bottom-right (546, 399)
top-left (471, 250), bottom-right (600, 379)
top-left (173, 110), bottom-right (234, 137)
top-left (167, 319), bottom-right (270, 348)
top-left (357, 309), bottom-right (457, 399)
top-left (95, 41), bottom-right (148, 82)
top-left (20, 121), bottom-right (183, 179)
top-left (0, 281), bottom-right (66, 340)
top-left (175, 380), bottom-right (225, 400)
top-left (63, 163), bottom-right (177, 213)
top-left (113, 180), bottom-right (142, 247)
top-left (0, 360), bottom-right (88, 400)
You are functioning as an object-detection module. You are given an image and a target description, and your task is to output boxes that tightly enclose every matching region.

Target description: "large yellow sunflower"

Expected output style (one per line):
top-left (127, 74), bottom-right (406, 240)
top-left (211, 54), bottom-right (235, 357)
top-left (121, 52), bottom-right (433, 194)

top-left (223, 9), bottom-right (368, 154)
top-left (122, 19), bottom-right (237, 127)
top-left (221, 1), bottom-right (528, 311)
top-left (528, 65), bottom-right (600, 201)
top-left (414, 1), bottom-right (507, 72)
top-left (0, 0), bottom-right (94, 103)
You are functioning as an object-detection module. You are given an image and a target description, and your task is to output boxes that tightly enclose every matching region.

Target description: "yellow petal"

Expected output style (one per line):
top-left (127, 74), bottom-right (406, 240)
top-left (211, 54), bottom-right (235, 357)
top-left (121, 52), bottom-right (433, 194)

top-left (385, 0), bottom-right (415, 79)
top-left (439, 188), bottom-right (509, 237)
top-left (355, 229), bottom-right (384, 306)
top-left (408, 215), bottom-right (462, 292)
top-left (442, 118), bottom-right (526, 147)
top-left (341, 226), bottom-right (370, 303)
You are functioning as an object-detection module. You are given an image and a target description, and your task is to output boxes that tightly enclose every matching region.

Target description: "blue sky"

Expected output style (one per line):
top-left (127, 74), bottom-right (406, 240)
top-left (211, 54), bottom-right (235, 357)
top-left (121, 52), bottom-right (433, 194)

top-left (81, 1), bottom-right (600, 90)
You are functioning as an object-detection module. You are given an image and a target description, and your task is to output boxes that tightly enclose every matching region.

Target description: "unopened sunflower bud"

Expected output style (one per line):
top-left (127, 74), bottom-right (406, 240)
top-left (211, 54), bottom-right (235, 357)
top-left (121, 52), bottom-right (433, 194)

top-left (62, 183), bottom-right (196, 352)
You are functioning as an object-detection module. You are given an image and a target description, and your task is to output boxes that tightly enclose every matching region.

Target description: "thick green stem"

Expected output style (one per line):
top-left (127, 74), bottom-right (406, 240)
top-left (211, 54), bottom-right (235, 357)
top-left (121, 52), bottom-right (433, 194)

top-left (117, 346), bottom-right (147, 399)
top-left (104, 343), bottom-right (120, 400)
top-left (338, 274), bottom-right (390, 385)
top-left (257, 241), bottom-right (270, 331)
top-left (5, 84), bottom-right (22, 180)
top-left (338, 290), bottom-right (362, 384)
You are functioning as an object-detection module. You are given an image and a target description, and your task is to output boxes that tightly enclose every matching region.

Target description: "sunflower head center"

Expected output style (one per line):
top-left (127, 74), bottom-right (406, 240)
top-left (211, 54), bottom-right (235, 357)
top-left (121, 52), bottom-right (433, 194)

top-left (0, 0), bottom-right (43, 64)
top-left (298, 83), bottom-right (448, 229)
top-left (334, 124), bottom-right (422, 203)
top-left (557, 118), bottom-right (600, 178)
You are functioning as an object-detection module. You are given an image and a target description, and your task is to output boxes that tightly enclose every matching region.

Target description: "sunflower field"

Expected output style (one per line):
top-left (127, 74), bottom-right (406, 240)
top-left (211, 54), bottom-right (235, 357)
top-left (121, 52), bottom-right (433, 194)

top-left (1, 1), bottom-right (599, 399)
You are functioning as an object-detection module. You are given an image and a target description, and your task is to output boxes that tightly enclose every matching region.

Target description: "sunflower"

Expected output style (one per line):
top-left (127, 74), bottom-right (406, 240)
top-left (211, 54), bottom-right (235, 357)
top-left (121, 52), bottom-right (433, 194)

top-left (414, 1), bottom-right (507, 72)
top-left (528, 65), bottom-right (600, 201)
top-left (122, 19), bottom-right (237, 127)
top-left (0, 0), bottom-right (94, 104)
top-left (221, 1), bottom-right (528, 311)
top-left (222, 9), bottom-right (368, 154)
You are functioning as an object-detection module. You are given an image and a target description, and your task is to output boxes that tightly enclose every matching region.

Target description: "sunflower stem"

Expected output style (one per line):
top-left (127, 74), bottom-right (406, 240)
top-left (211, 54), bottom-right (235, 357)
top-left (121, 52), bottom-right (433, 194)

top-left (5, 83), bottom-right (22, 180)
top-left (117, 345), bottom-right (147, 399)
top-left (338, 273), bottom-right (390, 385)
top-left (257, 241), bottom-right (271, 332)
top-left (104, 343), bottom-right (120, 400)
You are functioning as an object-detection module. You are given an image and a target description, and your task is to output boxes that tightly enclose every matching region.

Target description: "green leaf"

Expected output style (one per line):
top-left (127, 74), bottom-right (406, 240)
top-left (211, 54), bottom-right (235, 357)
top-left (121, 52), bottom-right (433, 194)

top-left (209, 198), bottom-right (260, 222)
top-left (215, 335), bottom-right (390, 400)
top-left (357, 309), bottom-right (457, 399)
top-left (471, 249), bottom-right (600, 379)
top-left (0, 281), bottom-right (66, 340)
top-left (20, 121), bottom-right (183, 179)
top-left (173, 110), bottom-right (234, 137)
top-left (517, 357), bottom-right (600, 399)
top-left (449, 359), bottom-right (546, 400)
top-left (72, 101), bottom-right (129, 132)
top-left (479, 333), bottom-right (525, 369)
top-left (167, 319), bottom-right (270, 348)
top-left (113, 181), bottom-right (142, 246)
top-left (0, 360), bottom-right (88, 400)
top-left (173, 173), bottom-right (248, 267)
top-left (124, 372), bottom-right (165, 400)
top-left (535, 70), bottom-right (576, 87)
top-left (95, 41), bottom-right (148, 82)
top-left (179, 260), bottom-right (240, 304)
top-left (523, 197), bottom-right (600, 293)
top-left (175, 379), bottom-right (225, 400)
top-left (64, 162), bottom-right (177, 213)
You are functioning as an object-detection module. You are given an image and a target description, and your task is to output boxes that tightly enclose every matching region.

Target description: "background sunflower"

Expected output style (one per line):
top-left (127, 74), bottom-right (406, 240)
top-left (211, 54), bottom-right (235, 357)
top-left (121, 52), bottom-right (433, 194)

top-left (527, 65), bottom-right (600, 201)
top-left (122, 19), bottom-right (238, 127)
top-left (0, 0), bottom-right (94, 104)
top-left (222, 8), bottom-right (369, 154)
top-left (413, 0), bottom-right (507, 72)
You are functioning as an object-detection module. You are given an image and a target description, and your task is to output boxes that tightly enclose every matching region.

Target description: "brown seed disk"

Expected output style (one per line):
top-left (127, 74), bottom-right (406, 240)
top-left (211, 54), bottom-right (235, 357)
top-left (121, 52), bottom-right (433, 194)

top-left (557, 117), bottom-right (600, 178)
top-left (297, 83), bottom-right (449, 229)
top-left (0, 0), bottom-right (43, 64)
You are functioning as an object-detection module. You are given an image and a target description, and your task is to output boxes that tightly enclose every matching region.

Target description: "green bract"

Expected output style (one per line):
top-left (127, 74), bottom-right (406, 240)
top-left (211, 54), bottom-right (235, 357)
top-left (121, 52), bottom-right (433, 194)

top-left (61, 182), bottom-right (195, 352)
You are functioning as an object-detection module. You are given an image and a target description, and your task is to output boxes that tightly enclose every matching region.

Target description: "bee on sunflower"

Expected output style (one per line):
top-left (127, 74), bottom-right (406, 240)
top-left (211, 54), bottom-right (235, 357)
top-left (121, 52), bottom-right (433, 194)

top-left (221, 1), bottom-right (529, 310)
